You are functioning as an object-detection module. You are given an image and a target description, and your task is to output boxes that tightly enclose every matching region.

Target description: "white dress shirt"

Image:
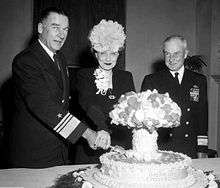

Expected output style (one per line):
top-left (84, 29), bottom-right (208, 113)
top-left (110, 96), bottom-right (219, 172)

top-left (170, 66), bottom-right (185, 84)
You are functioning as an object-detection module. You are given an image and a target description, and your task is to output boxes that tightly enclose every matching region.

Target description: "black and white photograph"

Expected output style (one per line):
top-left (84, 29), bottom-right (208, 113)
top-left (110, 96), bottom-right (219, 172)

top-left (0, 0), bottom-right (219, 187)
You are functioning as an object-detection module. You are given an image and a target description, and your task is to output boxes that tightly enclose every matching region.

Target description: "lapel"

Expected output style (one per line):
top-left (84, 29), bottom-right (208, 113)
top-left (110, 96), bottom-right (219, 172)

top-left (181, 68), bottom-right (191, 86)
top-left (57, 53), bottom-right (69, 100)
top-left (168, 68), bottom-right (192, 104)
top-left (180, 69), bottom-right (193, 101)
top-left (112, 69), bottom-right (118, 92)
top-left (160, 70), bottom-right (182, 102)
top-left (163, 69), bottom-right (179, 88)
top-left (30, 42), bottom-right (69, 97)
top-left (31, 42), bottom-right (61, 82)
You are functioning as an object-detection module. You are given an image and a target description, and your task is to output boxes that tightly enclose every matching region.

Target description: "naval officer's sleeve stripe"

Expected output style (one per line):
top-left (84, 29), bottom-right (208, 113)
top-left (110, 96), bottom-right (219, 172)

top-left (56, 114), bottom-right (72, 132)
top-left (57, 116), bottom-right (72, 132)
top-left (57, 116), bottom-right (80, 139)
top-left (54, 112), bottom-right (71, 131)
top-left (197, 135), bottom-right (208, 146)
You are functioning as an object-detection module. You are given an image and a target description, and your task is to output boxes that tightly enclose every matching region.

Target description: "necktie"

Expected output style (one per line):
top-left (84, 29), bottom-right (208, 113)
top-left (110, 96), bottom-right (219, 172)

top-left (53, 53), bottom-right (68, 104)
top-left (53, 54), bottom-right (61, 71)
top-left (174, 72), bottom-right (179, 84)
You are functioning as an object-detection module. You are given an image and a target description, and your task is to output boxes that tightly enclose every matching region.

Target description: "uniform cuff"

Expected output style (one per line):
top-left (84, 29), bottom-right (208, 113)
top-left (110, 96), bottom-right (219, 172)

top-left (67, 122), bottom-right (88, 144)
top-left (54, 112), bottom-right (88, 143)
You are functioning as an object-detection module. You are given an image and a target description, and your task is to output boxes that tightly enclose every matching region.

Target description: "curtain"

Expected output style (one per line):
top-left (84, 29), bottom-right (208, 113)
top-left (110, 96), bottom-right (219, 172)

top-left (33, 0), bottom-right (126, 69)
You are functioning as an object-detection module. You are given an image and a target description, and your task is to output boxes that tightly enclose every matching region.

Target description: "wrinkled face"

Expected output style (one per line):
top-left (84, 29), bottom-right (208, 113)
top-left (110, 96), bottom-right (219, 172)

top-left (164, 39), bottom-right (188, 71)
top-left (38, 12), bottom-right (69, 53)
top-left (96, 50), bottom-right (119, 71)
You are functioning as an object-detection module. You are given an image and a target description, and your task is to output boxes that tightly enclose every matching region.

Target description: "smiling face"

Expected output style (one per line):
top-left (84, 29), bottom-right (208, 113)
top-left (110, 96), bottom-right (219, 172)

top-left (95, 50), bottom-right (119, 71)
top-left (38, 12), bottom-right (69, 53)
top-left (164, 38), bottom-right (188, 71)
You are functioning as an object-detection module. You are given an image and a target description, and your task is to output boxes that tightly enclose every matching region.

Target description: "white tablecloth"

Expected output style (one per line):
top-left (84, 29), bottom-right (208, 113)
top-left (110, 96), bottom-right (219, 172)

top-left (0, 158), bottom-right (219, 188)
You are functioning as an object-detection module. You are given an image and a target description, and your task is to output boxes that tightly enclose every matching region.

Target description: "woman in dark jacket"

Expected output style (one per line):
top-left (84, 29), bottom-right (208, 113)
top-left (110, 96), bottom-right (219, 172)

top-left (74, 19), bottom-right (135, 164)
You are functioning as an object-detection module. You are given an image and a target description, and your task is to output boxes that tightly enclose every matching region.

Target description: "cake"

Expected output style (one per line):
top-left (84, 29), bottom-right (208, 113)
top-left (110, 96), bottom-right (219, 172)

top-left (93, 132), bottom-right (204, 188)
top-left (94, 151), bottom-right (196, 188)
top-left (93, 90), bottom-right (211, 188)
top-left (51, 90), bottom-right (217, 188)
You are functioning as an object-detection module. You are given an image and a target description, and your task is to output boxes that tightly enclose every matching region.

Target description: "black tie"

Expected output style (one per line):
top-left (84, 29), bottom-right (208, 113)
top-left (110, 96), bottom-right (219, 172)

top-left (53, 53), bottom-right (68, 103)
top-left (53, 54), bottom-right (61, 71)
top-left (174, 72), bottom-right (179, 85)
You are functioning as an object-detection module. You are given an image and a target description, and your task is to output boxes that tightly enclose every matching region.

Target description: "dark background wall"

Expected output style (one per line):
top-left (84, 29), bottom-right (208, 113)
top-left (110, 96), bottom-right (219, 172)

top-left (127, 0), bottom-right (198, 91)
top-left (0, 0), bottom-right (33, 121)
top-left (125, 0), bottom-right (220, 154)
top-left (0, 0), bottom-right (32, 168)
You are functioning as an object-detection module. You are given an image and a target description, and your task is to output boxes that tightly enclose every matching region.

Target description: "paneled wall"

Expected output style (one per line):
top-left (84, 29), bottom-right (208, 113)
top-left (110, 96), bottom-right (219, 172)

top-left (209, 0), bottom-right (220, 154)
top-left (126, 0), bottom-right (220, 154)
top-left (0, 0), bottom-right (33, 121)
top-left (126, 0), bottom-right (196, 91)
top-left (0, 0), bottom-right (33, 168)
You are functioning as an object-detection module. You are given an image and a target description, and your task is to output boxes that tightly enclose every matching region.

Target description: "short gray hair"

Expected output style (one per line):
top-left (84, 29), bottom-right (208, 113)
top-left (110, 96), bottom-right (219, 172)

top-left (163, 35), bottom-right (187, 50)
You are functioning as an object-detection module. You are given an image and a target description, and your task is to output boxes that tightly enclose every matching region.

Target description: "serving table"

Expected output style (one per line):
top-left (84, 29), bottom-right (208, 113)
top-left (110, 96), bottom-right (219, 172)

top-left (0, 158), bottom-right (219, 188)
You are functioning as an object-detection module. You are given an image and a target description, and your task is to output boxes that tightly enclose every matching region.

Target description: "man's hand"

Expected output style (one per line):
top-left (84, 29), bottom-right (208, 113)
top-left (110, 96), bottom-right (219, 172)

top-left (82, 128), bottom-right (98, 150)
top-left (95, 130), bottom-right (111, 150)
top-left (82, 129), bottom-right (111, 150)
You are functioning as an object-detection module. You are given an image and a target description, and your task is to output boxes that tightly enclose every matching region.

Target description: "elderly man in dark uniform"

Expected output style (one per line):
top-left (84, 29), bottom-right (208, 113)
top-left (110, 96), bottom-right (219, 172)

top-left (141, 35), bottom-right (208, 158)
top-left (8, 7), bottom-right (110, 168)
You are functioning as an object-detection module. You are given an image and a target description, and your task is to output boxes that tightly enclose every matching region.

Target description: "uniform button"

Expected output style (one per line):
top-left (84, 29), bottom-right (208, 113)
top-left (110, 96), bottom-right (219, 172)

top-left (187, 108), bottom-right (190, 112)
top-left (186, 121), bottom-right (189, 125)
top-left (169, 133), bottom-right (173, 137)
top-left (69, 96), bottom-right (71, 100)
top-left (185, 134), bottom-right (189, 137)
top-left (57, 113), bottom-right (62, 118)
top-left (61, 99), bottom-right (65, 103)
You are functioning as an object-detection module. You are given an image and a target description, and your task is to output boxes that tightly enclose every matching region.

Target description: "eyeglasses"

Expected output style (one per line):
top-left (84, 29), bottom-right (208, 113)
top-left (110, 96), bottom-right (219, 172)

top-left (163, 50), bottom-right (183, 59)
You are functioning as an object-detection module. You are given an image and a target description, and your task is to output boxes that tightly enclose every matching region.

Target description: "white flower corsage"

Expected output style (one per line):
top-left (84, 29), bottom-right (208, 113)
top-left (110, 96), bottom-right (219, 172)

top-left (94, 68), bottom-right (111, 95)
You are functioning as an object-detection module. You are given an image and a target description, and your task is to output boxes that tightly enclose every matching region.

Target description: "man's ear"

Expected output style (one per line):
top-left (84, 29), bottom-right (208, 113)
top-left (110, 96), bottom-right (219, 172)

top-left (38, 23), bottom-right (43, 34)
top-left (184, 49), bottom-right (189, 59)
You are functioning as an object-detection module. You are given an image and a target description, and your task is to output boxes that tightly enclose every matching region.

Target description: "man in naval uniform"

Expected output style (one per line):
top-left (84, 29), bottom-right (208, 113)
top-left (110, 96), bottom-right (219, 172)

top-left (141, 35), bottom-right (208, 158)
top-left (8, 7), bottom-right (110, 168)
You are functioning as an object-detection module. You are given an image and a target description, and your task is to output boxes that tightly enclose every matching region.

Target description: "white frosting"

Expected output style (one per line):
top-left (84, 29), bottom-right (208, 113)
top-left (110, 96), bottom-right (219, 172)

top-left (93, 128), bottom-right (211, 188)
top-left (93, 167), bottom-right (210, 188)
top-left (131, 129), bottom-right (160, 160)
top-left (94, 151), bottom-right (192, 187)
top-left (94, 171), bottom-right (195, 188)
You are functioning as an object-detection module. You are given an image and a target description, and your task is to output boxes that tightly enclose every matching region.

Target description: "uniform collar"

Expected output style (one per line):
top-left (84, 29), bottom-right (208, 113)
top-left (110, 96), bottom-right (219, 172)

top-left (169, 66), bottom-right (185, 84)
top-left (38, 39), bottom-right (55, 61)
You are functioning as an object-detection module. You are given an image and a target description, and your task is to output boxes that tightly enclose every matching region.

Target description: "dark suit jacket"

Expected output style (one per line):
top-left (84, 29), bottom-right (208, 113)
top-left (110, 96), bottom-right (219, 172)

top-left (141, 68), bottom-right (208, 158)
top-left (8, 42), bottom-right (87, 168)
top-left (74, 68), bottom-right (135, 164)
